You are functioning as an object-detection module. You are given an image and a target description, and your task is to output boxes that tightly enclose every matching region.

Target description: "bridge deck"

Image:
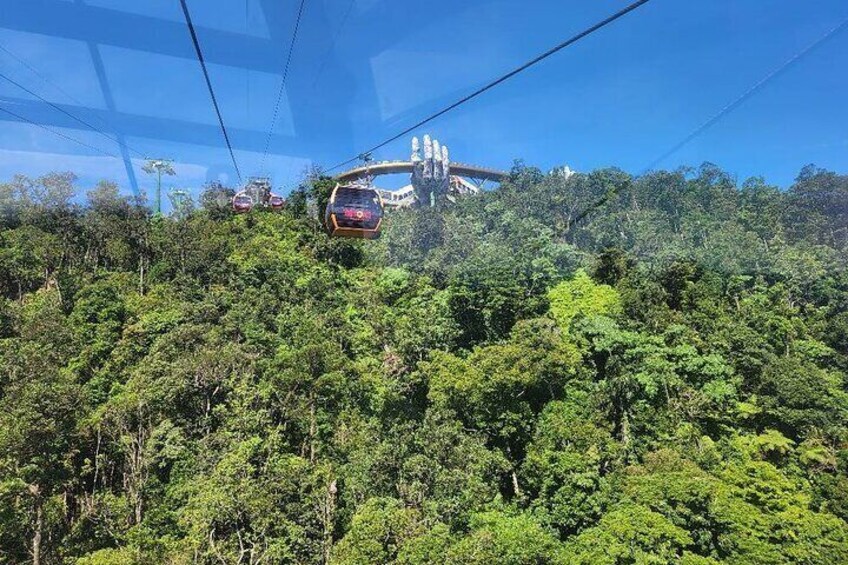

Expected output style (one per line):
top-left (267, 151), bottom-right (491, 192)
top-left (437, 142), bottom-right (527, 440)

top-left (335, 160), bottom-right (506, 183)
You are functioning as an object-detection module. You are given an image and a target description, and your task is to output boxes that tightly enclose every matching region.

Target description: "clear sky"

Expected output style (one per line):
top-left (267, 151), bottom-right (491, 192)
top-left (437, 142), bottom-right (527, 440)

top-left (1, 0), bottom-right (847, 207)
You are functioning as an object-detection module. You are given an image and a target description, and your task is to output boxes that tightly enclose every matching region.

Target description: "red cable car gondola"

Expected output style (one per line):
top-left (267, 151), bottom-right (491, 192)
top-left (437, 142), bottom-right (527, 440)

top-left (232, 191), bottom-right (253, 213)
top-left (324, 183), bottom-right (384, 239)
top-left (268, 193), bottom-right (285, 211)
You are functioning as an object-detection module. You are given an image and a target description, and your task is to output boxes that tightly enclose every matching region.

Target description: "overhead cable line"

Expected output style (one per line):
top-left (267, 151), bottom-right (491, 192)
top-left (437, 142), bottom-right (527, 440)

top-left (309, 0), bottom-right (355, 90)
top-left (326, 0), bottom-right (653, 173)
top-left (0, 44), bottom-right (132, 140)
top-left (0, 104), bottom-right (118, 158)
top-left (571, 15), bottom-right (848, 228)
top-left (645, 17), bottom-right (848, 171)
top-left (260, 0), bottom-right (308, 173)
top-left (179, 0), bottom-right (243, 184)
top-left (0, 70), bottom-right (145, 158)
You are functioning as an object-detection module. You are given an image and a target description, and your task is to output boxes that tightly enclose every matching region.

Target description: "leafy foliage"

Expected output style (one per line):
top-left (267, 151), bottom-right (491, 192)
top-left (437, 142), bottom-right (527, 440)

top-left (1, 164), bottom-right (848, 564)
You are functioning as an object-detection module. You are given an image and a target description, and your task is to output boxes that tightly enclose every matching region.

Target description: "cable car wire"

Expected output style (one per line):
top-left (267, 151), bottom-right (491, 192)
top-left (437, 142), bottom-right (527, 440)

top-left (260, 0), bottom-right (308, 174)
top-left (179, 0), bottom-right (243, 184)
top-left (0, 44), bottom-right (134, 143)
top-left (0, 70), bottom-right (145, 158)
top-left (326, 0), bottom-right (652, 173)
top-left (309, 0), bottom-right (355, 90)
top-left (643, 16), bottom-right (848, 172)
top-left (571, 15), bottom-right (848, 227)
top-left (0, 104), bottom-right (118, 158)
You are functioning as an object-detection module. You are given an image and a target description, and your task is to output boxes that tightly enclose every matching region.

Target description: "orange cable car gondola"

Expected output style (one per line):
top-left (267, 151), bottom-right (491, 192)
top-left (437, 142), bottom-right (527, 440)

top-left (324, 183), bottom-right (384, 239)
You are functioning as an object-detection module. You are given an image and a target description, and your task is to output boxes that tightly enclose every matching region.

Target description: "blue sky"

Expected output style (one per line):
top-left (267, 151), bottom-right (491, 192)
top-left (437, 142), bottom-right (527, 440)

top-left (1, 0), bottom-right (847, 208)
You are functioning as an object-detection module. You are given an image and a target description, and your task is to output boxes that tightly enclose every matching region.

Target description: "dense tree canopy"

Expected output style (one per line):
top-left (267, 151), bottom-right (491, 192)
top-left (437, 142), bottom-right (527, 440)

top-left (1, 162), bottom-right (847, 563)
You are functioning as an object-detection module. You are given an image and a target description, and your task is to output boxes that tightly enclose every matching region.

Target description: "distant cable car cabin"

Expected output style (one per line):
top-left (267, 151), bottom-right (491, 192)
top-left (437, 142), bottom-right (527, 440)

top-left (232, 191), bottom-right (253, 213)
top-left (268, 193), bottom-right (285, 211)
top-left (324, 183), bottom-right (384, 239)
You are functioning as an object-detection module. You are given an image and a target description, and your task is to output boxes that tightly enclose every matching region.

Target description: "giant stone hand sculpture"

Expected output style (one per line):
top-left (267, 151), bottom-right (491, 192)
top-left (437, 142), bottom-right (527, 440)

top-left (411, 134), bottom-right (451, 207)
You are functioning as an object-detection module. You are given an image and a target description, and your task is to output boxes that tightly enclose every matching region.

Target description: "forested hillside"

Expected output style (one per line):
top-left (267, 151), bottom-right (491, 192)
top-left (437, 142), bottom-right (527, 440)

top-left (2, 162), bottom-right (848, 564)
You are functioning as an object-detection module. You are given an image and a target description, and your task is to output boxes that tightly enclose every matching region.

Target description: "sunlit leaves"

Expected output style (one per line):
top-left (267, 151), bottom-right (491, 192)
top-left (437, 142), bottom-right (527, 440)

top-left (548, 269), bottom-right (621, 331)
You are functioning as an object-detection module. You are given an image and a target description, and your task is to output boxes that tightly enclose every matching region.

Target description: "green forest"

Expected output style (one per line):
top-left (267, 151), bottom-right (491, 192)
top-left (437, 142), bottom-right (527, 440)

top-left (2, 162), bottom-right (848, 564)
